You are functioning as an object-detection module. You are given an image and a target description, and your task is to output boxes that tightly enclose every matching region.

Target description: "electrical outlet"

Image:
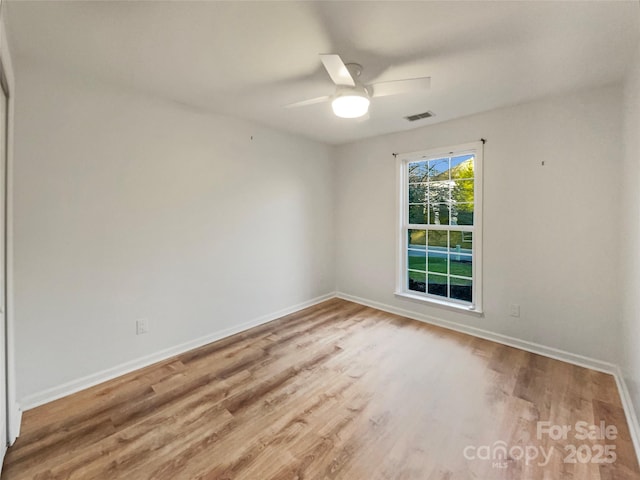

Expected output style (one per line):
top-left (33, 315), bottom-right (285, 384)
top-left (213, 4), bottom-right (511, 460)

top-left (136, 318), bottom-right (149, 335)
top-left (509, 304), bottom-right (520, 318)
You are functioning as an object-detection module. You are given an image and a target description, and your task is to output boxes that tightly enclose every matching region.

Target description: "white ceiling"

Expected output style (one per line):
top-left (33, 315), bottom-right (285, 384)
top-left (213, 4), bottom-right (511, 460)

top-left (5, 1), bottom-right (639, 145)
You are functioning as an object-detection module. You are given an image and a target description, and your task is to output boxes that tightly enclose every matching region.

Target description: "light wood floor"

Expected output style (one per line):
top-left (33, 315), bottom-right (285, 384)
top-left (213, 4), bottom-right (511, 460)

top-left (2, 298), bottom-right (639, 479)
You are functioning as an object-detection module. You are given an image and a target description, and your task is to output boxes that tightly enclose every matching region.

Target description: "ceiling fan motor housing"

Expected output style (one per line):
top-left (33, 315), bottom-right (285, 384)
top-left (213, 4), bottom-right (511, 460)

top-left (333, 84), bottom-right (369, 100)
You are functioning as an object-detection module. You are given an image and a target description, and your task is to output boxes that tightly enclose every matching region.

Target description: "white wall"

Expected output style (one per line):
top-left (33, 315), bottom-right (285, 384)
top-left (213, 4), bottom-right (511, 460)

top-left (12, 62), bottom-right (334, 403)
top-left (335, 85), bottom-right (622, 363)
top-left (10, 58), bottom-right (632, 411)
top-left (622, 44), bottom-right (640, 416)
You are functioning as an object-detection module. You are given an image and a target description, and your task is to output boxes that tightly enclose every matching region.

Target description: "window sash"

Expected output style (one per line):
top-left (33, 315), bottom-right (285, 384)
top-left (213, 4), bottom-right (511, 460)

top-left (396, 141), bottom-right (483, 313)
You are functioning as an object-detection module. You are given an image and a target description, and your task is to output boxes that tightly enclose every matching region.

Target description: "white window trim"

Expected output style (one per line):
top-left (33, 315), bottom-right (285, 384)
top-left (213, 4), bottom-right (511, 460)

top-left (395, 141), bottom-right (483, 315)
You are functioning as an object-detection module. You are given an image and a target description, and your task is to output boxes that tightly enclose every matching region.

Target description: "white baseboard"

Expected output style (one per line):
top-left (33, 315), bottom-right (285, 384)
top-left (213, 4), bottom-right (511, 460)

top-left (19, 292), bottom-right (336, 411)
top-left (8, 402), bottom-right (21, 445)
top-left (336, 291), bottom-right (640, 465)
top-left (614, 369), bottom-right (640, 466)
top-left (16, 289), bottom-right (640, 468)
top-left (336, 292), bottom-right (617, 374)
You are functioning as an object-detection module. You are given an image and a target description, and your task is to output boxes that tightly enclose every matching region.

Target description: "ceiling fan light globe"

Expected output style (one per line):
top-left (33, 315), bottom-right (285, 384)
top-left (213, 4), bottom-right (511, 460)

top-left (331, 94), bottom-right (370, 118)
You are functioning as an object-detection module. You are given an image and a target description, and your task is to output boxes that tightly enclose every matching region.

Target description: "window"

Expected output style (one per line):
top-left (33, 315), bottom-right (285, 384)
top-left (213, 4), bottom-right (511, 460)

top-left (396, 141), bottom-right (483, 313)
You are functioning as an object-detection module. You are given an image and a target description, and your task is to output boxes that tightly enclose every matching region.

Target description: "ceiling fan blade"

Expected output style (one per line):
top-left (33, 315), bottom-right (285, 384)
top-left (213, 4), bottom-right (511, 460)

top-left (284, 95), bottom-right (331, 108)
top-left (369, 77), bottom-right (431, 98)
top-left (320, 54), bottom-right (356, 87)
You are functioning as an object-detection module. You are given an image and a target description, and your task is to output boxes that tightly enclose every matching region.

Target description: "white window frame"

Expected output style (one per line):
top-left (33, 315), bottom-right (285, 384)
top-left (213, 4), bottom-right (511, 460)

top-left (395, 141), bottom-right (483, 314)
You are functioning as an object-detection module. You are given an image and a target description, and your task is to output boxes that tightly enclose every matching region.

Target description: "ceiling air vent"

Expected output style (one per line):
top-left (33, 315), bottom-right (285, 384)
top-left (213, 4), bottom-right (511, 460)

top-left (405, 111), bottom-right (435, 122)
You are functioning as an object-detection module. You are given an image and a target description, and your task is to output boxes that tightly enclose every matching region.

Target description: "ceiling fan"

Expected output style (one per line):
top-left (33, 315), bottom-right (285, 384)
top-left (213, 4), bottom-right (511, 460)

top-left (285, 54), bottom-right (431, 119)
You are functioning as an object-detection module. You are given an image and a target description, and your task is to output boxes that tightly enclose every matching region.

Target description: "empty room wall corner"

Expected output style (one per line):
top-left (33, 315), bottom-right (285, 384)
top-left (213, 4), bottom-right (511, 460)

top-left (333, 83), bottom-right (640, 462)
top-left (12, 61), bottom-right (337, 411)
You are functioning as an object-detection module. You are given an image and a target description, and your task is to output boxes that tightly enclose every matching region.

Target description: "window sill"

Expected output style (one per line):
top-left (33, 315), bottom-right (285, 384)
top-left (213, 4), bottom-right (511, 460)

top-left (394, 291), bottom-right (484, 316)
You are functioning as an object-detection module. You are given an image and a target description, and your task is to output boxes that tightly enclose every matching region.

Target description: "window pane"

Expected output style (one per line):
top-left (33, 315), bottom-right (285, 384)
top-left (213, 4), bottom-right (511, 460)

top-left (450, 155), bottom-right (474, 179)
top-left (450, 254), bottom-right (472, 278)
top-left (428, 181), bottom-right (451, 204)
top-left (409, 161), bottom-right (428, 183)
top-left (428, 274), bottom-right (447, 297)
top-left (429, 204), bottom-right (450, 225)
top-left (428, 230), bottom-right (448, 251)
top-left (409, 205), bottom-right (427, 224)
top-left (428, 158), bottom-right (449, 181)
top-left (449, 231), bottom-right (472, 253)
top-left (409, 183), bottom-right (428, 203)
top-left (454, 204), bottom-right (473, 226)
top-left (408, 249), bottom-right (426, 271)
top-left (402, 147), bottom-right (479, 307)
top-left (452, 179), bottom-right (474, 203)
top-left (428, 252), bottom-right (448, 274)
top-left (451, 277), bottom-right (473, 302)
top-left (408, 270), bottom-right (426, 293)
top-left (408, 229), bottom-right (426, 249)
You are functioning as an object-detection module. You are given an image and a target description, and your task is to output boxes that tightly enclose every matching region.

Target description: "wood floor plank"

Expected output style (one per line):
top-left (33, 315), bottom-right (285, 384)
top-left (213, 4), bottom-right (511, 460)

top-left (2, 298), bottom-right (639, 479)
